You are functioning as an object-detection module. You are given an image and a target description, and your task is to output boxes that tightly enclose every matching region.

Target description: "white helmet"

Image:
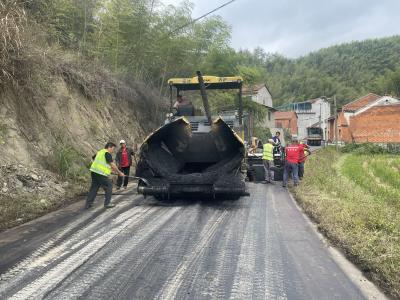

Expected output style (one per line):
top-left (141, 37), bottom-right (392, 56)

top-left (119, 139), bottom-right (126, 144)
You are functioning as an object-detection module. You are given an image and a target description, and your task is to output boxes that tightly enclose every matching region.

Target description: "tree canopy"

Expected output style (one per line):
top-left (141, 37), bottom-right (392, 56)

top-left (20, 0), bottom-right (400, 108)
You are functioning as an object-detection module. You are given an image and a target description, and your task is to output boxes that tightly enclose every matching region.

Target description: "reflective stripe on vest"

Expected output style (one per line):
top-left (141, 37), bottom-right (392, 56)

top-left (263, 143), bottom-right (274, 160)
top-left (90, 149), bottom-right (112, 176)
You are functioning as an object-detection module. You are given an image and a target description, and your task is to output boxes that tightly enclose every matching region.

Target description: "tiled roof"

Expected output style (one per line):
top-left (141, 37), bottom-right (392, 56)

top-left (242, 84), bottom-right (266, 94)
top-left (342, 93), bottom-right (381, 112)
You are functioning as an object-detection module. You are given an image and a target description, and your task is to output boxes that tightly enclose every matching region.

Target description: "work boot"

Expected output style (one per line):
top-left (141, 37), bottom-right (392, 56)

top-left (85, 203), bottom-right (93, 209)
top-left (123, 186), bottom-right (128, 190)
top-left (116, 186), bottom-right (121, 190)
top-left (104, 203), bottom-right (116, 209)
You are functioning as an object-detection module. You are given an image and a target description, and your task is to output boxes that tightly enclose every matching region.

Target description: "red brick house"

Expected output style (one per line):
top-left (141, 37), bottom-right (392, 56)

top-left (275, 111), bottom-right (298, 135)
top-left (350, 104), bottom-right (400, 143)
top-left (327, 94), bottom-right (400, 143)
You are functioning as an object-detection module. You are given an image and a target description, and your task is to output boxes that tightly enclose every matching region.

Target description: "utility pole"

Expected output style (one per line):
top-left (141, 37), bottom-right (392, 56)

top-left (334, 95), bottom-right (339, 151)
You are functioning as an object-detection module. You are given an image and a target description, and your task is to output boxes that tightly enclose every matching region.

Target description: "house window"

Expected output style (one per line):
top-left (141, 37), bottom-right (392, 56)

top-left (268, 111), bottom-right (271, 121)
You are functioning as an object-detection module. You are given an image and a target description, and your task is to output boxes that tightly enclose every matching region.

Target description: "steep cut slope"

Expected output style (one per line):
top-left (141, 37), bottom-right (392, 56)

top-left (0, 51), bottom-right (165, 230)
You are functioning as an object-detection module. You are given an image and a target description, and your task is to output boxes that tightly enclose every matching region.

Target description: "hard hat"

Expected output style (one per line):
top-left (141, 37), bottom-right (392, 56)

top-left (268, 139), bottom-right (274, 143)
top-left (119, 139), bottom-right (126, 144)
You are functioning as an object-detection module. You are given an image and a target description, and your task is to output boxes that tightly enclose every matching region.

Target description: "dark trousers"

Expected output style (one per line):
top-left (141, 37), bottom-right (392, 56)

top-left (117, 166), bottom-right (130, 187)
top-left (283, 162), bottom-right (299, 186)
top-left (298, 162), bottom-right (305, 178)
top-left (86, 172), bottom-right (113, 206)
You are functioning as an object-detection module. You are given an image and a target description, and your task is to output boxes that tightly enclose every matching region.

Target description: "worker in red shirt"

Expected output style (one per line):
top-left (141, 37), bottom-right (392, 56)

top-left (115, 140), bottom-right (136, 189)
top-left (283, 138), bottom-right (300, 187)
top-left (298, 141), bottom-right (311, 180)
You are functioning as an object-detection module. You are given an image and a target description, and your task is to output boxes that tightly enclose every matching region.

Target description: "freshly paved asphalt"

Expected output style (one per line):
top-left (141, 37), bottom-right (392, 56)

top-left (0, 183), bottom-right (380, 299)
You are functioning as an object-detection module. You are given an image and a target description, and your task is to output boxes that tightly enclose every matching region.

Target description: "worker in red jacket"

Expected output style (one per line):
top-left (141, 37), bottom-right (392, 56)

top-left (298, 141), bottom-right (311, 180)
top-left (283, 138), bottom-right (300, 187)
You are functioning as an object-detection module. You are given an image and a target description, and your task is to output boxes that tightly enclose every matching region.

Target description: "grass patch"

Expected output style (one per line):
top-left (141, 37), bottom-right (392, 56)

top-left (0, 185), bottom-right (86, 231)
top-left (293, 147), bottom-right (400, 298)
top-left (42, 143), bottom-right (90, 183)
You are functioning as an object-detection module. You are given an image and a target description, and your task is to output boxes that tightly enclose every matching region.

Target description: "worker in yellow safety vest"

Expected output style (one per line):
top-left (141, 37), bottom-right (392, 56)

top-left (262, 139), bottom-right (275, 183)
top-left (85, 142), bottom-right (125, 209)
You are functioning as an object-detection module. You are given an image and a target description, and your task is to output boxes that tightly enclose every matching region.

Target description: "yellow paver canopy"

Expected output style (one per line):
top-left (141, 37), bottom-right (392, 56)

top-left (168, 76), bottom-right (243, 91)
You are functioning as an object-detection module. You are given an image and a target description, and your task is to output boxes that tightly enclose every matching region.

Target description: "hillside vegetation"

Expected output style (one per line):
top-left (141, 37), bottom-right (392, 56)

top-left (264, 36), bottom-right (400, 106)
top-left (0, 0), bottom-right (164, 229)
top-left (293, 148), bottom-right (400, 298)
top-left (206, 36), bottom-right (400, 106)
top-left (12, 1), bottom-right (400, 109)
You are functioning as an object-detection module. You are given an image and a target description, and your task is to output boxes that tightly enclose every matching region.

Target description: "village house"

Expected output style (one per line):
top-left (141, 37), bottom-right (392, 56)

top-left (327, 93), bottom-right (400, 143)
top-left (276, 97), bottom-right (331, 140)
top-left (242, 83), bottom-right (277, 129)
top-left (274, 111), bottom-right (298, 135)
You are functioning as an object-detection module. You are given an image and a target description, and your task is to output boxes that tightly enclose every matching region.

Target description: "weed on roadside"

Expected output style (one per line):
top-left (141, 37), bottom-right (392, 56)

top-left (293, 147), bottom-right (400, 298)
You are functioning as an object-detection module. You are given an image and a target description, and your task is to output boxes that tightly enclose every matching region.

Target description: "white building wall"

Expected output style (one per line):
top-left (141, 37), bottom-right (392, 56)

top-left (295, 98), bottom-right (331, 140)
top-left (297, 113), bottom-right (316, 140)
top-left (263, 109), bottom-right (275, 129)
top-left (312, 98), bottom-right (331, 140)
top-left (248, 86), bottom-right (275, 130)
top-left (251, 87), bottom-right (273, 107)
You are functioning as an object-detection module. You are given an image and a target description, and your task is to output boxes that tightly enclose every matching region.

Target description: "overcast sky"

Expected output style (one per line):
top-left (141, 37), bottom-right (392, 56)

top-left (161, 0), bottom-right (400, 58)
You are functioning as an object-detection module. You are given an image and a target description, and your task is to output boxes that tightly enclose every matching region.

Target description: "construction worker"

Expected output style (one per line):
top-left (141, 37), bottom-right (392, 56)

top-left (272, 131), bottom-right (281, 145)
top-left (173, 94), bottom-right (195, 116)
top-left (283, 138), bottom-right (300, 187)
top-left (115, 140), bottom-right (135, 190)
top-left (85, 142), bottom-right (125, 209)
top-left (262, 139), bottom-right (275, 183)
top-left (298, 141), bottom-right (311, 180)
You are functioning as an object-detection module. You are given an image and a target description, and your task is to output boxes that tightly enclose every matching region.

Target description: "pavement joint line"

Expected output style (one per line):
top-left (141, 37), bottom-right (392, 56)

top-left (287, 190), bottom-right (388, 300)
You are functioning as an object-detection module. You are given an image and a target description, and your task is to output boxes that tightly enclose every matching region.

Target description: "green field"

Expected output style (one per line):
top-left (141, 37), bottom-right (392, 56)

top-left (293, 148), bottom-right (400, 298)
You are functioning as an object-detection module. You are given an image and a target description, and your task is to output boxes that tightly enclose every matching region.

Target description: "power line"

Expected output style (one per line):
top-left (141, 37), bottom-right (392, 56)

top-left (166, 0), bottom-right (237, 38)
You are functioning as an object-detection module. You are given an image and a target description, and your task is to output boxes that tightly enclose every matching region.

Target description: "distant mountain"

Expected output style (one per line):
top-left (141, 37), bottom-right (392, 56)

top-left (264, 36), bottom-right (400, 106)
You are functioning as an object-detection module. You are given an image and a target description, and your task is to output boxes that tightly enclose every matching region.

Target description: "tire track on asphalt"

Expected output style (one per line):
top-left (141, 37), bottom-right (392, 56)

top-left (177, 200), bottom-right (250, 300)
top-left (113, 204), bottom-right (223, 299)
top-left (229, 184), bottom-right (269, 299)
top-left (155, 208), bottom-right (229, 300)
top-left (264, 186), bottom-right (287, 299)
top-left (0, 194), bottom-right (133, 283)
top-left (1, 199), bottom-right (160, 299)
top-left (43, 205), bottom-right (182, 299)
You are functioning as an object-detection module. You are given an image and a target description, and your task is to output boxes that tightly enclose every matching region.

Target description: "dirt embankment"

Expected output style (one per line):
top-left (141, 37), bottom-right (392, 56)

top-left (0, 13), bottom-right (165, 229)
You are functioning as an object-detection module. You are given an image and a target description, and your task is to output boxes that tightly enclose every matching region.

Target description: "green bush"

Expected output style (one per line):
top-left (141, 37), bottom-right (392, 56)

top-left (341, 143), bottom-right (388, 155)
top-left (55, 145), bottom-right (78, 178)
top-left (42, 144), bottom-right (89, 181)
top-left (387, 143), bottom-right (400, 154)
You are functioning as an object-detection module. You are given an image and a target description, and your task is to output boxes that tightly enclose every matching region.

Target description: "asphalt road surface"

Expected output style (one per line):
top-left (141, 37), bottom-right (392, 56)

top-left (0, 183), bottom-right (385, 299)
